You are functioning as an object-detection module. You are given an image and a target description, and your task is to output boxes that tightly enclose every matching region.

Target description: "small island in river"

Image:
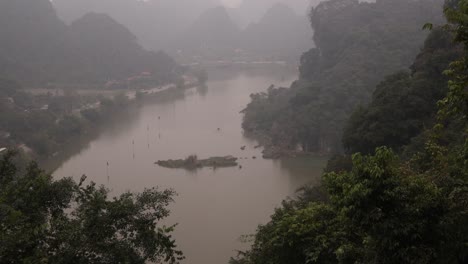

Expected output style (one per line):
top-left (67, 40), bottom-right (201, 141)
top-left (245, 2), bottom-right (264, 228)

top-left (155, 155), bottom-right (238, 169)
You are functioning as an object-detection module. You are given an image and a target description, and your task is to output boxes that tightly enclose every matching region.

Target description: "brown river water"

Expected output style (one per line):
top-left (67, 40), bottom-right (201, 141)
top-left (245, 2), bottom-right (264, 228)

top-left (54, 66), bottom-right (327, 264)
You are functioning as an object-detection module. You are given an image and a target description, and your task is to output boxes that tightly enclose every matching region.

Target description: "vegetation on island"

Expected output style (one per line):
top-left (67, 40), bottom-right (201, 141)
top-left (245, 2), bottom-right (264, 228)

top-left (156, 155), bottom-right (238, 170)
top-left (231, 1), bottom-right (468, 263)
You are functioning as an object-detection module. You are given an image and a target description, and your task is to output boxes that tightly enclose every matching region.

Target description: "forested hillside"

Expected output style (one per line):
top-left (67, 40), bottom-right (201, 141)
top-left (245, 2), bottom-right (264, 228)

top-left (242, 0), bottom-right (444, 156)
top-left (231, 1), bottom-right (468, 263)
top-left (0, 0), bottom-right (179, 87)
top-left (343, 28), bottom-right (462, 155)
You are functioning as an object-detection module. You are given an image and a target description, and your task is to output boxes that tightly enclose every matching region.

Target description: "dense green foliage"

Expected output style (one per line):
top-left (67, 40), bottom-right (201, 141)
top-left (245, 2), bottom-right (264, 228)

top-left (242, 0), bottom-right (444, 155)
top-left (232, 1), bottom-right (468, 263)
top-left (343, 28), bottom-right (462, 154)
top-left (0, 0), bottom-right (179, 87)
top-left (0, 151), bottom-right (183, 263)
top-left (231, 146), bottom-right (467, 264)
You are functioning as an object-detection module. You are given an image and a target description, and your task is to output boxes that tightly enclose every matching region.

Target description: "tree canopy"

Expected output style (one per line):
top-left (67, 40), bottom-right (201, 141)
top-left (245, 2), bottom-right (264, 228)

top-left (0, 151), bottom-right (184, 263)
top-left (343, 28), bottom-right (462, 155)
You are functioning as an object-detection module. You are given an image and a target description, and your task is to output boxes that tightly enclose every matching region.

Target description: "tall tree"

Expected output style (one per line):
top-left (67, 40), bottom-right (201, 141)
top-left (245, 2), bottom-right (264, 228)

top-left (0, 151), bottom-right (184, 263)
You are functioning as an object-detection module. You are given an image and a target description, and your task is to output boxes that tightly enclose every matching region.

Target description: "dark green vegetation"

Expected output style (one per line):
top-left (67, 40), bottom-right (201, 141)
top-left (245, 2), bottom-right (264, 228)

top-left (232, 1), bottom-right (468, 263)
top-left (343, 28), bottom-right (462, 155)
top-left (0, 151), bottom-right (183, 263)
top-left (231, 146), bottom-right (467, 264)
top-left (0, 0), bottom-right (179, 87)
top-left (0, 78), bottom-right (133, 162)
top-left (156, 155), bottom-right (238, 170)
top-left (242, 0), bottom-right (444, 155)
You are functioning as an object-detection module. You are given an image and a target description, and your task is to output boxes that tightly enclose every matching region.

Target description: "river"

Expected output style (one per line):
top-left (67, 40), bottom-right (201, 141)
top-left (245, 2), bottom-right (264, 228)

top-left (54, 66), bottom-right (327, 264)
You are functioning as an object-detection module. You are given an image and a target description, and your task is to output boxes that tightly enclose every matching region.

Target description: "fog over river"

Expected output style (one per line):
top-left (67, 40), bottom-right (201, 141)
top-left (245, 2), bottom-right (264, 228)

top-left (54, 66), bottom-right (327, 264)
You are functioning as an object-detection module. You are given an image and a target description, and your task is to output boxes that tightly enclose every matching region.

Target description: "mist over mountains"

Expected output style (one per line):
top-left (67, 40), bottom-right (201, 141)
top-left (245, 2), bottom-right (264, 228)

top-left (231, 0), bottom-right (319, 28)
top-left (0, 0), bottom-right (316, 85)
top-left (53, 0), bottom-right (219, 51)
top-left (173, 3), bottom-right (314, 62)
top-left (52, 0), bottom-right (316, 61)
top-left (0, 0), bottom-right (179, 86)
top-left (2, 1), bottom-right (468, 264)
top-left (175, 6), bottom-right (242, 59)
top-left (241, 3), bottom-right (312, 61)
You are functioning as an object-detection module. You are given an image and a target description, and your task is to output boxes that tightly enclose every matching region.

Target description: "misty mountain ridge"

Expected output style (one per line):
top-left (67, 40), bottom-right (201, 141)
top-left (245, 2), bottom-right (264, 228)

top-left (183, 6), bottom-right (241, 45)
top-left (231, 0), bottom-right (319, 28)
top-left (242, 0), bottom-right (445, 154)
top-left (0, 0), bottom-right (178, 86)
top-left (53, 0), bottom-right (315, 62)
top-left (0, 0), bottom-right (70, 83)
top-left (241, 3), bottom-right (313, 61)
top-left (174, 6), bottom-right (241, 59)
top-left (67, 12), bottom-right (178, 83)
top-left (53, 0), bottom-right (219, 50)
top-left (172, 4), bottom-right (313, 62)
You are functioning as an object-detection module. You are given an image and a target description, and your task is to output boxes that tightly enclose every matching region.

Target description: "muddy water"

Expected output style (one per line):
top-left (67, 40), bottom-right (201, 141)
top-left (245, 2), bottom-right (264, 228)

top-left (54, 66), bottom-right (327, 264)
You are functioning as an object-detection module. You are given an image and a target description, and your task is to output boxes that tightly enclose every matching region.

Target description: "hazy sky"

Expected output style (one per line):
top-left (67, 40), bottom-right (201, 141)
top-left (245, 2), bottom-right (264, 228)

top-left (222, 1), bottom-right (322, 15)
top-left (221, 0), bottom-right (320, 8)
top-left (221, 0), bottom-right (242, 8)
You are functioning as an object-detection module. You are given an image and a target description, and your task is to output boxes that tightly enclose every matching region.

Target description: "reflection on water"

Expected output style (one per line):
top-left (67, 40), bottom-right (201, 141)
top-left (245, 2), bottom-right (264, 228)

top-left (279, 156), bottom-right (327, 189)
top-left (42, 105), bottom-right (142, 172)
top-left (54, 66), bottom-right (327, 264)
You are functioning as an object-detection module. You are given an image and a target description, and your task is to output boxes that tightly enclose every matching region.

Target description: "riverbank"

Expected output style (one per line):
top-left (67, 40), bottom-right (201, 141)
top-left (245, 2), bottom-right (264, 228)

top-left (45, 80), bottom-right (202, 171)
top-left (244, 130), bottom-right (317, 159)
top-left (4, 77), bottom-right (202, 172)
top-left (53, 66), bottom-right (326, 264)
